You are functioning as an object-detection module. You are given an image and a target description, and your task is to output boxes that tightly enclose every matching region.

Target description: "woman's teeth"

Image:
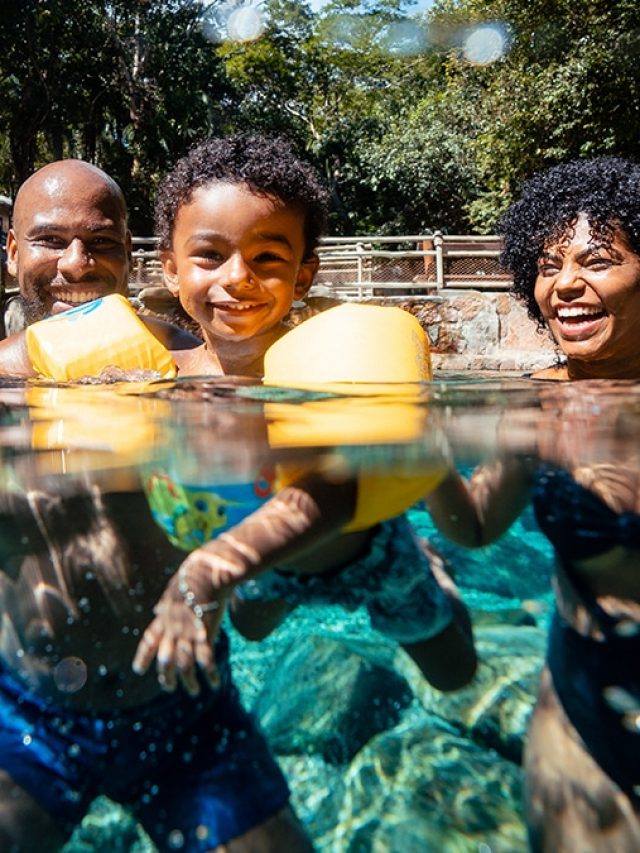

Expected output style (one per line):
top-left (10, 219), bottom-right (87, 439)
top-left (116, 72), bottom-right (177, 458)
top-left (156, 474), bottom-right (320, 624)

top-left (557, 306), bottom-right (604, 320)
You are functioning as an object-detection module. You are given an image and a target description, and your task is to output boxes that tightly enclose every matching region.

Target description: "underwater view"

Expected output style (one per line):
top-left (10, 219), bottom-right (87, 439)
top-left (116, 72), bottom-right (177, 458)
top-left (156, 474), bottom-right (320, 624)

top-left (0, 374), bottom-right (635, 852)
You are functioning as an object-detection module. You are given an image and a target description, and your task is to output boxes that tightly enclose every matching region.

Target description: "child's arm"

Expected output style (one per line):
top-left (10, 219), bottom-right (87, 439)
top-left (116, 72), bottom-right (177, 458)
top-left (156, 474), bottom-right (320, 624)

top-left (425, 457), bottom-right (535, 548)
top-left (132, 473), bottom-right (357, 695)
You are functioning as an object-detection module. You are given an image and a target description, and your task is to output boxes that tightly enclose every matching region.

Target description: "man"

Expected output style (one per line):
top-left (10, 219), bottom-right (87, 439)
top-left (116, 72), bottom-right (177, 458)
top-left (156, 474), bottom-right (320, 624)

top-left (0, 160), bottom-right (311, 852)
top-left (3, 159), bottom-right (197, 349)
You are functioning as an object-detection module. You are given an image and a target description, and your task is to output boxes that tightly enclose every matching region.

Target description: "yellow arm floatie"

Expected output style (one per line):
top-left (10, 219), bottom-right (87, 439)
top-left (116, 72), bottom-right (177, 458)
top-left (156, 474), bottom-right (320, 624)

top-left (264, 304), bottom-right (447, 531)
top-left (25, 293), bottom-right (177, 381)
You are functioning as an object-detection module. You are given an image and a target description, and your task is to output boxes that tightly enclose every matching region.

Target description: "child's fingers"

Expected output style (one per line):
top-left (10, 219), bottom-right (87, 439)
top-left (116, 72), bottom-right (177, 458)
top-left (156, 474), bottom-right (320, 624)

top-left (157, 632), bottom-right (178, 691)
top-left (132, 620), bottom-right (162, 675)
top-left (175, 637), bottom-right (200, 697)
top-left (195, 636), bottom-right (219, 689)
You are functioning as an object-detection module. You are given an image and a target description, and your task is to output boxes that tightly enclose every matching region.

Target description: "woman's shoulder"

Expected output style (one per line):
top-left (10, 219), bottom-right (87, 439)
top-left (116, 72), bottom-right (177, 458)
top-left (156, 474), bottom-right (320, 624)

top-left (528, 365), bottom-right (569, 381)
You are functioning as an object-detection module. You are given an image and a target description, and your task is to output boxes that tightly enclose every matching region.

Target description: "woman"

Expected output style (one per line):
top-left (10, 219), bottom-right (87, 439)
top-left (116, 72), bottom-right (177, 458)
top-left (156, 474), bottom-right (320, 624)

top-left (427, 156), bottom-right (640, 851)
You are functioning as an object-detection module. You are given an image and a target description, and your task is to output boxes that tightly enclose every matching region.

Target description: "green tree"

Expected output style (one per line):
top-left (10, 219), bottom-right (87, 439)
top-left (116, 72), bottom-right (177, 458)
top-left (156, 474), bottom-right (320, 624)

top-left (0, 0), bottom-right (233, 230)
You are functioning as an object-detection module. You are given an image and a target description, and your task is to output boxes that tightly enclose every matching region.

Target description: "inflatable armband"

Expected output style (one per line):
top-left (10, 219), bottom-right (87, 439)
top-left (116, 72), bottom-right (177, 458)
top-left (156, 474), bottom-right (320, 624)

top-left (264, 304), bottom-right (447, 531)
top-left (265, 302), bottom-right (432, 391)
top-left (25, 294), bottom-right (177, 381)
top-left (26, 384), bottom-right (169, 476)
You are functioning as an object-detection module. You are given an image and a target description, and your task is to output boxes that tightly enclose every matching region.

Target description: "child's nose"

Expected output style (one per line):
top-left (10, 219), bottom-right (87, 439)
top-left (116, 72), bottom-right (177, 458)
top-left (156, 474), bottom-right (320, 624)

top-left (222, 253), bottom-right (254, 290)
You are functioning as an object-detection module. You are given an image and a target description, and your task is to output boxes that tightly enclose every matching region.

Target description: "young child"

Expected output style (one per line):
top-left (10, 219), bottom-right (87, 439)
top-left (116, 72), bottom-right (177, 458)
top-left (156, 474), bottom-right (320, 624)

top-left (133, 133), bottom-right (477, 697)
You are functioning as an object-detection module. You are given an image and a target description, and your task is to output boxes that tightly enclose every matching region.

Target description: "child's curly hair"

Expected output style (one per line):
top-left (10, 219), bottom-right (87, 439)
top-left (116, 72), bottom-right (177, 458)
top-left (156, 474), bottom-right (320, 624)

top-left (155, 134), bottom-right (329, 257)
top-left (498, 156), bottom-right (640, 326)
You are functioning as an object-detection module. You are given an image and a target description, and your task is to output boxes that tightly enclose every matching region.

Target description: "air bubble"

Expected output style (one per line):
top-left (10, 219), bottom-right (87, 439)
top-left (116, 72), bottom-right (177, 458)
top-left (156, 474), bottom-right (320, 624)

top-left (167, 829), bottom-right (185, 849)
top-left (227, 6), bottom-right (265, 42)
top-left (53, 657), bottom-right (88, 694)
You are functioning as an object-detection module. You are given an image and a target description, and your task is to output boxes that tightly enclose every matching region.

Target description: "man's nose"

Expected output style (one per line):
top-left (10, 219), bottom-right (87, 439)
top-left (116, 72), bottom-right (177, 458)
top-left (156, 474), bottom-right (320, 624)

top-left (57, 239), bottom-right (93, 280)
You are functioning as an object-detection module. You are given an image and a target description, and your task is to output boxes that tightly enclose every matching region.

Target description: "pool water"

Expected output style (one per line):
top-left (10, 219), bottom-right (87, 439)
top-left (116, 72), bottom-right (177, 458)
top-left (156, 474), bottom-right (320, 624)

top-left (0, 375), bottom-right (632, 852)
top-left (62, 498), bottom-right (553, 853)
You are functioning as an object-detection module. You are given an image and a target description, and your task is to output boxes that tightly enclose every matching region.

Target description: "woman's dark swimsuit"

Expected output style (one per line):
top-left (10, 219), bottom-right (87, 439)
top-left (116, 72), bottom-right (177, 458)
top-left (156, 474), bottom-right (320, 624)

top-left (533, 465), bottom-right (640, 801)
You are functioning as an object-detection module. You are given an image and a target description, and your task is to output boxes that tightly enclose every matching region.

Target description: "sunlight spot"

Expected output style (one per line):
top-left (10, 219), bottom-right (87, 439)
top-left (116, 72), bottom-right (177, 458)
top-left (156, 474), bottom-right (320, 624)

top-left (462, 23), bottom-right (509, 65)
top-left (379, 20), bottom-right (427, 56)
top-left (227, 5), bottom-right (265, 42)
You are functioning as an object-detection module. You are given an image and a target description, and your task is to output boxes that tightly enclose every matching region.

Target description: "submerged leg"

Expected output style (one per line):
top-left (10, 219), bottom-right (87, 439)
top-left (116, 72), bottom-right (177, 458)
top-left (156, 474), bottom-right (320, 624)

top-left (0, 770), bottom-right (65, 852)
top-left (229, 596), bottom-right (293, 641)
top-left (402, 539), bottom-right (477, 691)
top-left (402, 610), bottom-right (477, 692)
top-left (214, 806), bottom-right (314, 853)
top-left (525, 667), bottom-right (640, 853)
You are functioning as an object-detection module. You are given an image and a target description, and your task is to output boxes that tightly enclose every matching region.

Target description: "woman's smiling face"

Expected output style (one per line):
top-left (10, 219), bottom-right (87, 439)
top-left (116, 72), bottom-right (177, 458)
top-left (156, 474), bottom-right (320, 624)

top-left (534, 213), bottom-right (640, 377)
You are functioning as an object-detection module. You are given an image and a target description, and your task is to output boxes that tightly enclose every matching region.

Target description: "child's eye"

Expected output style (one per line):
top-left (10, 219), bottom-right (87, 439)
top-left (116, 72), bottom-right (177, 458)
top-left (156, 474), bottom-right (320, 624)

top-left (255, 251), bottom-right (287, 263)
top-left (195, 250), bottom-right (223, 263)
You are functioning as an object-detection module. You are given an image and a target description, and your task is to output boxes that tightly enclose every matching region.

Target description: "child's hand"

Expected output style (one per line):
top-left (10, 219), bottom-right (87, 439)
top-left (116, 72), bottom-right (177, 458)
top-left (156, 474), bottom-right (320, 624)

top-left (132, 582), bottom-right (225, 696)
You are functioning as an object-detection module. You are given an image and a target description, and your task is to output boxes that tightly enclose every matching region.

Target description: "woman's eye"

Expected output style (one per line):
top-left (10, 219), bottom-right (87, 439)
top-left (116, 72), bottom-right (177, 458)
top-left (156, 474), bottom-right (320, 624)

top-left (538, 263), bottom-right (559, 276)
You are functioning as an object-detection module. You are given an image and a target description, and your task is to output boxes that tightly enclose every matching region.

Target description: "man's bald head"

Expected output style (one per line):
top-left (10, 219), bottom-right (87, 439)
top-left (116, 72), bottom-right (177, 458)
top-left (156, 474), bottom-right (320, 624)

top-left (13, 160), bottom-right (128, 233)
top-left (7, 159), bottom-right (131, 324)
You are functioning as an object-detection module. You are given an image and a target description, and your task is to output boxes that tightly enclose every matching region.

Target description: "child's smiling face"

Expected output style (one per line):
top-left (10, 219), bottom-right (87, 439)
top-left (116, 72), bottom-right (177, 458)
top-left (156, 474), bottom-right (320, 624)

top-left (162, 181), bottom-right (317, 350)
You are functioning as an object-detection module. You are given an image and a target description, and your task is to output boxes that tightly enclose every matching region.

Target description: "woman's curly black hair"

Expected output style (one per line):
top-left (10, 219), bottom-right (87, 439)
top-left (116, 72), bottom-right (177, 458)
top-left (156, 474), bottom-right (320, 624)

top-left (498, 156), bottom-right (640, 326)
top-left (154, 134), bottom-right (329, 256)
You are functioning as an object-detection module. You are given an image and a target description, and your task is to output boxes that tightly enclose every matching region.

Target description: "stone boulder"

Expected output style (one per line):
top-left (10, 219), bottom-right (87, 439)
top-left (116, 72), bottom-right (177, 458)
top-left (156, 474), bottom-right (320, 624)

top-left (255, 633), bottom-right (413, 763)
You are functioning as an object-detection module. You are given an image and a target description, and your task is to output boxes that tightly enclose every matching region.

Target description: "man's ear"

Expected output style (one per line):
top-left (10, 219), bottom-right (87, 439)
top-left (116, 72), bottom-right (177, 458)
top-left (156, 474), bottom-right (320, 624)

top-left (160, 251), bottom-right (180, 297)
top-left (6, 230), bottom-right (18, 278)
top-left (294, 254), bottom-right (320, 300)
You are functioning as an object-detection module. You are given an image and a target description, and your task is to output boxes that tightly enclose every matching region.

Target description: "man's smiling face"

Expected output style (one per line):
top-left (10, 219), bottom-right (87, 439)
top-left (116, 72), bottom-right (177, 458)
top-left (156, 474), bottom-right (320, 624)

top-left (7, 160), bottom-right (131, 325)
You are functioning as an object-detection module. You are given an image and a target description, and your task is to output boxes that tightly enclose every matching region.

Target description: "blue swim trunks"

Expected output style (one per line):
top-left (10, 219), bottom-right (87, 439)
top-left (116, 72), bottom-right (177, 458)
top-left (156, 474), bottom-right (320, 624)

top-left (0, 633), bottom-right (289, 852)
top-left (236, 514), bottom-right (453, 643)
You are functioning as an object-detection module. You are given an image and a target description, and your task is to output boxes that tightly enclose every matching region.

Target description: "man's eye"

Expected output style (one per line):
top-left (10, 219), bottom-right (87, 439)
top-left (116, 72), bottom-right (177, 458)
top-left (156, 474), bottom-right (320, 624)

top-left (35, 236), bottom-right (65, 248)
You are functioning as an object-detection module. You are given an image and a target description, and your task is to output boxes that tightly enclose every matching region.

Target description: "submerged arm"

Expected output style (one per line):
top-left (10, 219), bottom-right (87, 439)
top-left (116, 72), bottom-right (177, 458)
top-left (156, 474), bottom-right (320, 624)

top-left (133, 472), bottom-right (357, 693)
top-left (426, 458), bottom-right (535, 548)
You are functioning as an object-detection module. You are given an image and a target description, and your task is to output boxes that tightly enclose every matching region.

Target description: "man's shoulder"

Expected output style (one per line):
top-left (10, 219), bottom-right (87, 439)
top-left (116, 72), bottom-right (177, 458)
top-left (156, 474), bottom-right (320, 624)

top-left (139, 313), bottom-right (202, 350)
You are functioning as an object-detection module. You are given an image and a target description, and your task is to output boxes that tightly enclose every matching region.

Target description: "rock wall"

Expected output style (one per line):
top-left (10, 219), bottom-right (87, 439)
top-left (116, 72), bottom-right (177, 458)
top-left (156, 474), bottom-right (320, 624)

top-left (405, 290), bottom-right (558, 374)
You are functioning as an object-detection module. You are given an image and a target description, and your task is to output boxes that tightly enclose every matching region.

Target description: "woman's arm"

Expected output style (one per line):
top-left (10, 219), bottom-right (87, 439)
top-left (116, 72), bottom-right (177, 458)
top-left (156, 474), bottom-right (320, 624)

top-left (426, 458), bottom-right (535, 548)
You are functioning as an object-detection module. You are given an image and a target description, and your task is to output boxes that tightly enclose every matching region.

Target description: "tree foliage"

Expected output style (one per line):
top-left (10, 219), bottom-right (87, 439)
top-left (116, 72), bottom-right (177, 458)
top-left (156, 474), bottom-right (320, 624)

top-left (1, 0), bottom-right (640, 234)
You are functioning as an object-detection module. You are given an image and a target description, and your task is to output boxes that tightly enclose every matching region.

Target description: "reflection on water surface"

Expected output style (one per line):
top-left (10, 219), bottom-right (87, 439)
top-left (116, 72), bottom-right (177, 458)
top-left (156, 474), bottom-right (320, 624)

top-left (0, 376), bottom-right (637, 852)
